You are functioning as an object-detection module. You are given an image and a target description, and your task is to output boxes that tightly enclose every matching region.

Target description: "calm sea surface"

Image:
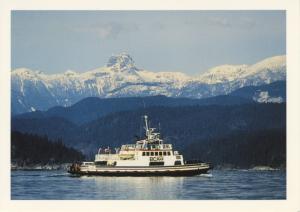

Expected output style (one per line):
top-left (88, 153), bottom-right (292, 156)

top-left (11, 169), bottom-right (285, 200)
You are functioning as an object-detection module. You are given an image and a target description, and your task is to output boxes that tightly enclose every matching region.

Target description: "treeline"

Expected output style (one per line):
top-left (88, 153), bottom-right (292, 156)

top-left (183, 128), bottom-right (286, 169)
top-left (11, 131), bottom-right (85, 166)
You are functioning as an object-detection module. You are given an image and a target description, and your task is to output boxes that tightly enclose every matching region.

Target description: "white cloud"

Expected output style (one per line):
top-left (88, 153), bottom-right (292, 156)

top-left (208, 17), bottom-right (257, 29)
top-left (209, 17), bottom-right (232, 27)
top-left (72, 22), bottom-right (138, 39)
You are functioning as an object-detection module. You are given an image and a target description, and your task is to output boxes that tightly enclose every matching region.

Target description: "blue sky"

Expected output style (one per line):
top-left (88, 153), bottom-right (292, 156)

top-left (12, 11), bottom-right (285, 75)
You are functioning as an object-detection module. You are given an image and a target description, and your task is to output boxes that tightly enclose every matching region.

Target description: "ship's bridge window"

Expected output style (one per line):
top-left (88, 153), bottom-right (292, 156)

top-left (167, 152), bottom-right (171, 156)
top-left (146, 152), bottom-right (150, 156)
top-left (163, 151), bottom-right (167, 156)
top-left (151, 152), bottom-right (154, 156)
top-left (159, 152), bottom-right (162, 156)
top-left (142, 152), bottom-right (146, 156)
top-left (155, 152), bottom-right (158, 156)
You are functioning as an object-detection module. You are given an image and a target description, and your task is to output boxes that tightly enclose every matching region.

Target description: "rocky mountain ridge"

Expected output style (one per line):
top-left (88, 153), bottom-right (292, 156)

top-left (12, 53), bottom-right (286, 114)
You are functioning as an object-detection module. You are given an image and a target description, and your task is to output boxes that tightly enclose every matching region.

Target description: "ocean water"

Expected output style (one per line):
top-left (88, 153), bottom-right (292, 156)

top-left (11, 169), bottom-right (286, 200)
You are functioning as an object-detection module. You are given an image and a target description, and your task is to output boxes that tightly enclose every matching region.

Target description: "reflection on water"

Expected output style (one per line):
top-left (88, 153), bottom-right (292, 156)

top-left (11, 170), bottom-right (285, 200)
top-left (71, 175), bottom-right (184, 199)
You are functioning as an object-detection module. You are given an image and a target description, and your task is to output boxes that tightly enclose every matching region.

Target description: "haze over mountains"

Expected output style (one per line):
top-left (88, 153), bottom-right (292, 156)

top-left (12, 53), bottom-right (286, 114)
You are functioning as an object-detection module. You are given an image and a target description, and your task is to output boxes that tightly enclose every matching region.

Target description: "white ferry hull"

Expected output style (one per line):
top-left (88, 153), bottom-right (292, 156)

top-left (68, 163), bottom-right (211, 176)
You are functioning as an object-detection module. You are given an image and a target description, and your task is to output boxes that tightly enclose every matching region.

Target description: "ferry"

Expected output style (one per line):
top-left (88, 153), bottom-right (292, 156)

top-left (68, 115), bottom-right (212, 176)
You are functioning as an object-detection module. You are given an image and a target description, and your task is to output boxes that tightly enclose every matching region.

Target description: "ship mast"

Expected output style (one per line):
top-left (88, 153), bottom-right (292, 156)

top-left (144, 115), bottom-right (149, 138)
top-left (143, 115), bottom-right (162, 145)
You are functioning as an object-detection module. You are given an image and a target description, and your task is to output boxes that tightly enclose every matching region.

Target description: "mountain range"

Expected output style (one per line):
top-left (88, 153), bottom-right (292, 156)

top-left (13, 80), bottom-right (285, 125)
top-left (12, 53), bottom-right (286, 114)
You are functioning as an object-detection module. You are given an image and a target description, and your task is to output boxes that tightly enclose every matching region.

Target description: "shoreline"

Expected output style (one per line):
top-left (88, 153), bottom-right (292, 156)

top-left (11, 164), bottom-right (285, 171)
top-left (11, 163), bottom-right (71, 171)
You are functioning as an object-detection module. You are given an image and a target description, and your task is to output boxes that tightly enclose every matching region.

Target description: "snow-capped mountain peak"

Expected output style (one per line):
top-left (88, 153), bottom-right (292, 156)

top-left (106, 52), bottom-right (138, 72)
top-left (64, 70), bottom-right (78, 76)
top-left (197, 64), bottom-right (248, 84)
top-left (246, 55), bottom-right (286, 76)
top-left (197, 55), bottom-right (286, 85)
top-left (12, 68), bottom-right (45, 80)
top-left (11, 54), bottom-right (286, 114)
top-left (253, 91), bottom-right (284, 103)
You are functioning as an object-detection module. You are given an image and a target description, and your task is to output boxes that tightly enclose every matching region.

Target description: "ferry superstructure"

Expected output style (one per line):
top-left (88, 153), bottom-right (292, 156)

top-left (68, 115), bottom-right (212, 176)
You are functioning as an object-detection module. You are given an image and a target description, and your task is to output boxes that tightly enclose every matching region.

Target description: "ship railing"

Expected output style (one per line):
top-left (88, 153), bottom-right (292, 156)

top-left (142, 144), bottom-right (172, 150)
top-left (95, 154), bottom-right (119, 161)
top-left (121, 144), bottom-right (136, 150)
top-left (163, 144), bottom-right (172, 149)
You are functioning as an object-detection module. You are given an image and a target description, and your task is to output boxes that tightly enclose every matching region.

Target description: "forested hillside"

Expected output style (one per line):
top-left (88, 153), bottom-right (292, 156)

top-left (12, 103), bottom-right (286, 168)
top-left (11, 131), bottom-right (85, 166)
top-left (183, 128), bottom-right (286, 168)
